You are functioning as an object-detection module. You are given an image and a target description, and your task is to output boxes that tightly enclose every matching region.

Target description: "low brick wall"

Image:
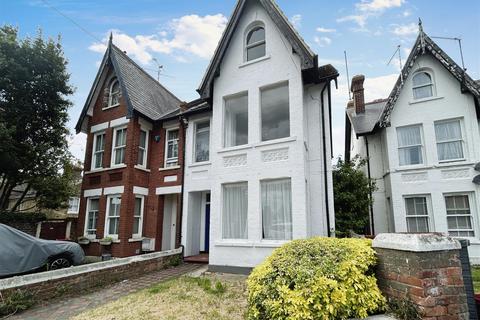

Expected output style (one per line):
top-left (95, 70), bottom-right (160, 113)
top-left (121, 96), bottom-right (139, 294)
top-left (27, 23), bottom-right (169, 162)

top-left (373, 234), bottom-right (470, 320)
top-left (0, 248), bottom-right (182, 302)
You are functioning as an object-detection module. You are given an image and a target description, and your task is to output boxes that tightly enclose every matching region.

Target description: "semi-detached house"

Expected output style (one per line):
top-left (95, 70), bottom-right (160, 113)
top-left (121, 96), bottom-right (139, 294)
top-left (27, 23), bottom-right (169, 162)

top-left (76, 0), bottom-right (338, 271)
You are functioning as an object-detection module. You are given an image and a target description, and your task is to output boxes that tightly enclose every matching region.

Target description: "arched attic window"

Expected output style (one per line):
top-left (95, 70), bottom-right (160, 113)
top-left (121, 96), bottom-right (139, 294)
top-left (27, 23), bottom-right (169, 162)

top-left (245, 24), bottom-right (266, 62)
top-left (108, 78), bottom-right (121, 107)
top-left (412, 71), bottom-right (434, 100)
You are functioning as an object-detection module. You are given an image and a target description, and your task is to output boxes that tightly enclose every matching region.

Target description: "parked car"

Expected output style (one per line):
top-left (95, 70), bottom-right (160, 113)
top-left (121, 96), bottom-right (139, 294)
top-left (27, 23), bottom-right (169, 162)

top-left (0, 223), bottom-right (85, 278)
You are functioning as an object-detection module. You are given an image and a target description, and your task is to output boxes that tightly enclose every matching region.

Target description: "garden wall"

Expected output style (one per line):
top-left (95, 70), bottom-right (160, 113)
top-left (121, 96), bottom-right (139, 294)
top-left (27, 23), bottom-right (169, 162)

top-left (0, 248), bottom-right (182, 302)
top-left (373, 233), bottom-right (475, 320)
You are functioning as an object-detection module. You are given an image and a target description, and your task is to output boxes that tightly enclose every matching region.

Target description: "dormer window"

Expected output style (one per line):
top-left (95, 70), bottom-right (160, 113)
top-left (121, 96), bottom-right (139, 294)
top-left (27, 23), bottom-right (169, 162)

top-left (245, 25), bottom-right (265, 61)
top-left (412, 71), bottom-right (434, 100)
top-left (108, 79), bottom-right (121, 107)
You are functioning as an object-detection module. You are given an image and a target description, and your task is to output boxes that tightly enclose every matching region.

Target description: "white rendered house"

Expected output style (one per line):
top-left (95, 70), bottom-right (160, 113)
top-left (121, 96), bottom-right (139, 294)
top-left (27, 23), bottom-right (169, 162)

top-left (181, 0), bottom-right (338, 273)
top-left (345, 23), bottom-right (480, 262)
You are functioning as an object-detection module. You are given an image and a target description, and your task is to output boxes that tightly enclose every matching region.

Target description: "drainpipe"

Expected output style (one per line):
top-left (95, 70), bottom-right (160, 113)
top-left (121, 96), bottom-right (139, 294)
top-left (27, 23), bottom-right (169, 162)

top-left (320, 82), bottom-right (331, 237)
top-left (178, 116), bottom-right (188, 251)
top-left (364, 135), bottom-right (375, 235)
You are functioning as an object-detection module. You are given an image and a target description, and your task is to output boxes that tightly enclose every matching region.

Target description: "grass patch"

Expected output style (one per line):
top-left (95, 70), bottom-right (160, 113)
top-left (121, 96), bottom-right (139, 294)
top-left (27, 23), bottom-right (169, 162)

top-left (71, 274), bottom-right (248, 320)
top-left (472, 266), bottom-right (480, 293)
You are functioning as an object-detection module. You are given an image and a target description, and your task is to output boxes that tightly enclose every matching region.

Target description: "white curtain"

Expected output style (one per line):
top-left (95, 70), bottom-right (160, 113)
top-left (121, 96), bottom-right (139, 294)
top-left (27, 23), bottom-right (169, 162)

top-left (397, 126), bottom-right (422, 165)
top-left (435, 121), bottom-right (463, 160)
top-left (222, 183), bottom-right (248, 239)
top-left (261, 179), bottom-right (292, 240)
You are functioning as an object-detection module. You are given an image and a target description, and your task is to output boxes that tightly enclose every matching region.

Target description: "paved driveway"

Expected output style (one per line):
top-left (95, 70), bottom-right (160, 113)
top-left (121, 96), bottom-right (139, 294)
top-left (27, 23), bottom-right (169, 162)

top-left (10, 263), bottom-right (203, 320)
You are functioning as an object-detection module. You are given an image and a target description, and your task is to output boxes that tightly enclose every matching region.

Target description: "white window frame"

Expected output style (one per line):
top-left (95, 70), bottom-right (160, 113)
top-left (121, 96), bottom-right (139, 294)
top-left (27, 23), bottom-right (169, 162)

top-left (104, 195), bottom-right (121, 239)
top-left (132, 195), bottom-right (145, 238)
top-left (397, 124), bottom-right (424, 167)
top-left (137, 129), bottom-right (149, 168)
top-left (84, 197), bottom-right (99, 239)
top-left (245, 23), bottom-right (266, 62)
top-left (67, 197), bottom-right (80, 214)
top-left (221, 181), bottom-right (248, 240)
top-left (92, 132), bottom-right (105, 170)
top-left (111, 126), bottom-right (127, 167)
top-left (164, 128), bottom-right (179, 168)
top-left (260, 81), bottom-right (290, 142)
top-left (108, 79), bottom-right (121, 108)
top-left (223, 92), bottom-right (249, 148)
top-left (412, 71), bottom-right (435, 100)
top-left (434, 118), bottom-right (465, 163)
top-left (444, 193), bottom-right (476, 238)
top-left (193, 119), bottom-right (210, 163)
top-left (260, 178), bottom-right (293, 241)
top-left (404, 195), bottom-right (432, 233)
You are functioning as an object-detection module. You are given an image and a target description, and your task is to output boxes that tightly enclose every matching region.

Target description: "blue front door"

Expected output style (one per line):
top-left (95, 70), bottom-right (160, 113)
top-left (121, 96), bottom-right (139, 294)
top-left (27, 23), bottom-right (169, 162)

top-left (205, 193), bottom-right (211, 253)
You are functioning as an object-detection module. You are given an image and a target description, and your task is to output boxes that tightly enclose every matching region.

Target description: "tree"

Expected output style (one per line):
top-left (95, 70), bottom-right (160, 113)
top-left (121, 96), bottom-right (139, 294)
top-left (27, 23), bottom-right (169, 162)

top-left (333, 156), bottom-right (376, 237)
top-left (0, 25), bottom-right (74, 212)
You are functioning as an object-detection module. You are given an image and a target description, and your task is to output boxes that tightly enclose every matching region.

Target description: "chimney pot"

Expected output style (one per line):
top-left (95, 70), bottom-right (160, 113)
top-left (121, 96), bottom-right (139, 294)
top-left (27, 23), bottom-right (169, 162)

top-left (351, 74), bottom-right (365, 114)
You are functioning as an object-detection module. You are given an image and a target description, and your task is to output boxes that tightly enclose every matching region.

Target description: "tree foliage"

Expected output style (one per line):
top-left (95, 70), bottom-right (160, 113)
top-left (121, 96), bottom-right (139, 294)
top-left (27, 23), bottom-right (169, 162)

top-left (333, 156), bottom-right (376, 237)
top-left (0, 25), bottom-right (74, 211)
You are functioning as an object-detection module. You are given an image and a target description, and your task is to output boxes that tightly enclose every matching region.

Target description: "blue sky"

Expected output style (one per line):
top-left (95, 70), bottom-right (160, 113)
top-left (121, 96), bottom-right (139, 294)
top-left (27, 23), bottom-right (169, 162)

top-left (2, 0), bottom-right (479, 160)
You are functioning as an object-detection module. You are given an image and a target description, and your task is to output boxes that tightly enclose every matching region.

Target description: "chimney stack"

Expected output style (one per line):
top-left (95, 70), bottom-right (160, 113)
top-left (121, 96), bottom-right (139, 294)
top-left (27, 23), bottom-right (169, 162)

top-left (351, 75), bottom-right (365, 114)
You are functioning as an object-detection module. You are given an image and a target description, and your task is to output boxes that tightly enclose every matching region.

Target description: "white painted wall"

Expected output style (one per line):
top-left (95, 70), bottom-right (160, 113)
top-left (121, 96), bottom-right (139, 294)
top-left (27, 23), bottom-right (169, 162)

top-left (181, 1), bottom-right (333, 269)
top-left (351, 54), bottom-right (480, 261)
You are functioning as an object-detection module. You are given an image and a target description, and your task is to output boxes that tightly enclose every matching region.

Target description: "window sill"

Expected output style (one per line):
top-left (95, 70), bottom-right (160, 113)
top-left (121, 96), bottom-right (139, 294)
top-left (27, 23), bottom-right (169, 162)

top-left (253, 136), bottom-right (297, 148)
top-left (134, 165), bottom-right (150, 172)
top-left (102, 104), bottom-right (120, 111)
top-left (85, 164), bottom-right (127, 175)
top-left (437, 158), bottom-right (467, 165)
top-left (394, 165), bottom-right (431, 172)
top-left (159, 166), bottom-right (181, 171)
top-left (408, 96), bottom-right (444, 105)
top-left (214, 240), bottom-right (254, 247)
top-left (254, 240), bottom-right (290, 248)
top-left (128, 237), bottom-right (144, 243)
top-left (188, 161), bottom-right (211, 168)
top-left (218, 144), bottom-right (253, 154)
top-left (239, 55), bottom-right (271, 68)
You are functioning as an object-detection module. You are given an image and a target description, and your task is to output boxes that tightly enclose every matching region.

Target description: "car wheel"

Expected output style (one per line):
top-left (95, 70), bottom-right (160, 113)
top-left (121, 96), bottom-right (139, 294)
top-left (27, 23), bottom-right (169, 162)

top-left (49, 256), bottom-right (72, 270)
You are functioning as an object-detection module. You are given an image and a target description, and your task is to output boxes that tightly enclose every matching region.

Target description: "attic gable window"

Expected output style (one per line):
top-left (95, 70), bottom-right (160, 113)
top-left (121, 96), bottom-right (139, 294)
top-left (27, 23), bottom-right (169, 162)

top-left (108, 79), bottom-right (121, 107)
top-left (412, 71), bottom-right (434, 100)
top-left (246, 25), bottom-right (266, 61)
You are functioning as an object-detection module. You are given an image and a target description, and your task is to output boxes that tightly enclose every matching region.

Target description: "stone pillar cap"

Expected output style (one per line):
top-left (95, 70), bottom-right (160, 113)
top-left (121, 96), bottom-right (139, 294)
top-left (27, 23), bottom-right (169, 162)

top-left (372, 233), bottom-right (461, 252)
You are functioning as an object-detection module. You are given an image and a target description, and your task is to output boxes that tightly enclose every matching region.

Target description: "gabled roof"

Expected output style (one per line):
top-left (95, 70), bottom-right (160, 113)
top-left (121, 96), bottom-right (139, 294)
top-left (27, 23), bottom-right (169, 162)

top-left (379, 22), bottom-right (480, 127)
top-left (75, 37), bottom-right (181, 133)
top-left (197, 0), bottom-right (318, 99)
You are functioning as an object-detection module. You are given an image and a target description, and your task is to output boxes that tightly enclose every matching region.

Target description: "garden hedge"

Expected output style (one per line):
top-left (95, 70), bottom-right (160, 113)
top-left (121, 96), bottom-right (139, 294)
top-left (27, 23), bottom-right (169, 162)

top-left (247, 237), bottom-right (385, 320)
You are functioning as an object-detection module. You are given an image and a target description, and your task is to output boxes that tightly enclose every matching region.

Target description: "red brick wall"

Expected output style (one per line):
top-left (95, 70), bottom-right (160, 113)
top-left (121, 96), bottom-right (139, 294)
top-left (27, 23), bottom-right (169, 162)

top-left (375, 248), bottom-right (469, 319)
top-left (77, 66), bottom-right (184, 258)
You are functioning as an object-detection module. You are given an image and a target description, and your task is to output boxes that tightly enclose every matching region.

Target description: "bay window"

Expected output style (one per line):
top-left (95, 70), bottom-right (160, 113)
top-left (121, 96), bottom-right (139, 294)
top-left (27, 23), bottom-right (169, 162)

top-left (137, 129), bottom-right (148, 167)
top-left (397, 125), bottom-right (423, 166)
top-left (85, 198), bottom-right (99, 238)
top-left (112, 127), bottom-right (127, 166)
top-left (261, 83), bottom-right (290, 141)
top-left (224, 94), bottom-right (248, 148)
top-left (261, 178), bottom-right (292, 240)
top-left (194, 121), bottom-right (210, 163)
top-left (222, 182), bottom-right (248, 239)
top-left (405, 197), bottom-right (430, 233)
top-left (92, 132), bottom-right (105, 169)
top-left (132, 196), bottom-right (144, 238)
top-left (435, 119), bottom-right (464, 161)
top-left (105, 195), bottom-right (121, 238)
top-left (165, 129), bottom-right (179, 167)
top-left (445, 195), bottom-right (474, 237)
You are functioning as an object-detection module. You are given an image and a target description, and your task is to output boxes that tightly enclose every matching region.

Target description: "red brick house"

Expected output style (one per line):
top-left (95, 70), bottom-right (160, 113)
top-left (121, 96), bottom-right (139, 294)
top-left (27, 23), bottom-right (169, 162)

top-left (75, 36), bottom-right (185, 257)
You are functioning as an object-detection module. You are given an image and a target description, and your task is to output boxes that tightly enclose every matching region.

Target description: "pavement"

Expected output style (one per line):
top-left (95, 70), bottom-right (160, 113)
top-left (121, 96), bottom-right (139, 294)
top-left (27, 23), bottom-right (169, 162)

top-left (9, 263), bottom-right (203, 320)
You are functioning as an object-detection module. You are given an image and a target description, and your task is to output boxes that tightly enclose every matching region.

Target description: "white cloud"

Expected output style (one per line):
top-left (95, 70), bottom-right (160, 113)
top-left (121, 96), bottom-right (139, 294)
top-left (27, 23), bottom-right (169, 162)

top-left (356, 0), bottom-right (404, 13)
top-left (402, 9), bottom-right (412, 17)
top-left (391, 22), bottom-right (417, 36)
top-left (338, 0), bottom-right (405, 29)
top-left (68, 133), bottom-right (87, 162)
top-left (314, 36), bottom-right (332, 47)
top-left (290, 14), bottom-right (302, 29)
top-left (88, 14), bottom-right (227, 64)
top-left (316, 27), bottom-right (337, 33)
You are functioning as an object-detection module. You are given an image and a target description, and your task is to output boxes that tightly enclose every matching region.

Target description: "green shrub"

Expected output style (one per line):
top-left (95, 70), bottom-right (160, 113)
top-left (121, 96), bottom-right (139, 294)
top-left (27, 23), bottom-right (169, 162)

top-left (247, 237), bottom-right (385, 320)
top-left (0, 211), bottom-right (47, 223)
top-left (0, 290), bottom-right (36, 317)
top-left (386, 297), bottom-right (421, 320)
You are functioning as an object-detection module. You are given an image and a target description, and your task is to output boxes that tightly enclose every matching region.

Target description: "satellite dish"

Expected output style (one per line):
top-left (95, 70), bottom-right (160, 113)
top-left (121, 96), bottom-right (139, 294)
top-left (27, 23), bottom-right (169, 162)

top-left (473, 175), bottom-right (480, 185)
top-left (475, 163), bottom-right (480, 172)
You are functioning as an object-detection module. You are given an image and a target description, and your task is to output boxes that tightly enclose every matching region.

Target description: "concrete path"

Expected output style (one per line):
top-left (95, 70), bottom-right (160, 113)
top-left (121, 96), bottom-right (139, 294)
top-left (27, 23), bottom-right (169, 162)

top-left (10, 263), bottom-right (203, 320)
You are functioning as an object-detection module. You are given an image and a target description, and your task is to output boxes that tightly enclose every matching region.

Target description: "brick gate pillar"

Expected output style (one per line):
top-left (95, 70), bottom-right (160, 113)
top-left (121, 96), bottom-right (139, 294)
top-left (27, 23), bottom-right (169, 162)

top-left (372, 233), bottom-right (470, 320)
